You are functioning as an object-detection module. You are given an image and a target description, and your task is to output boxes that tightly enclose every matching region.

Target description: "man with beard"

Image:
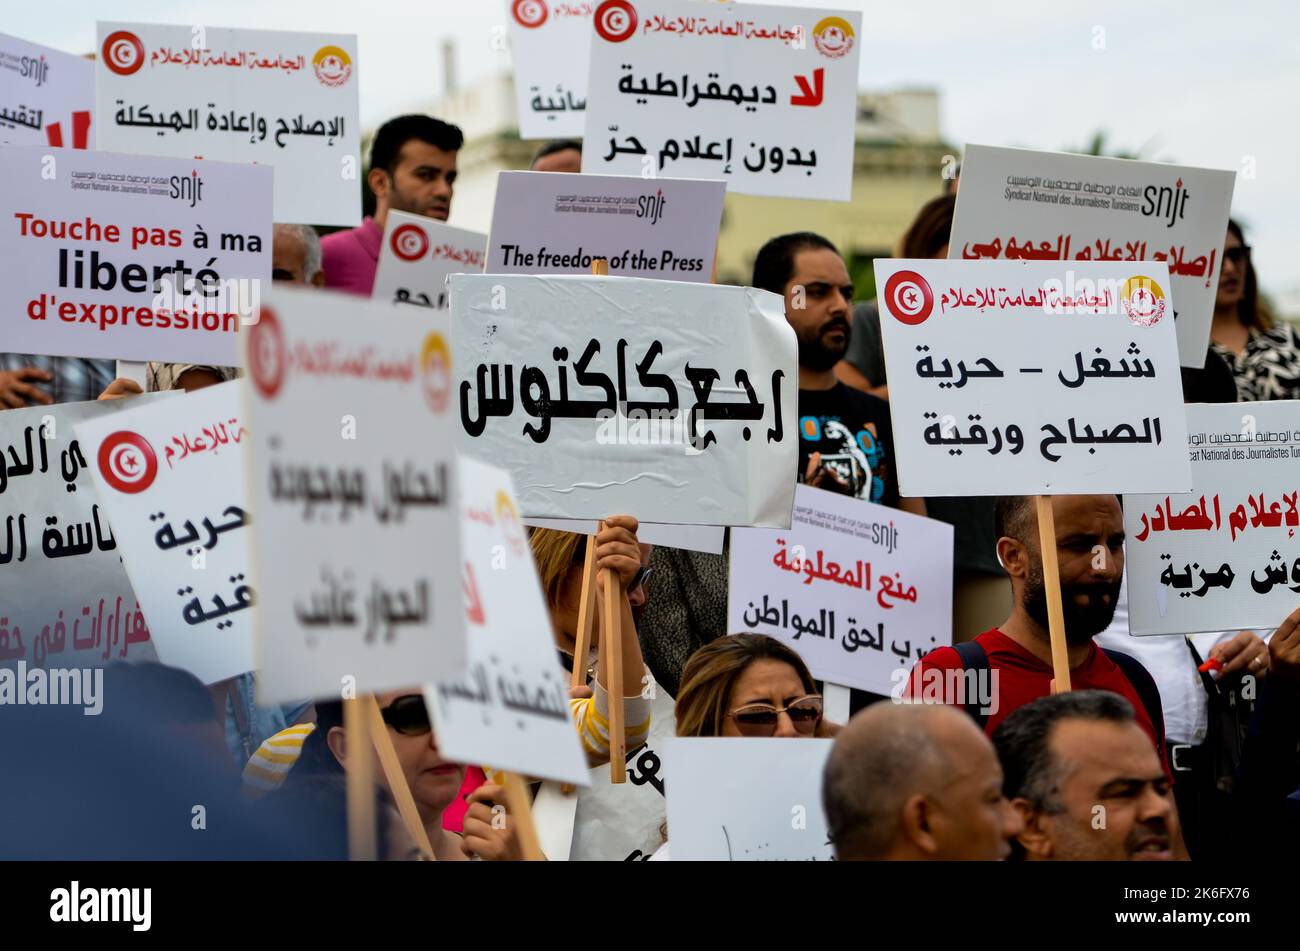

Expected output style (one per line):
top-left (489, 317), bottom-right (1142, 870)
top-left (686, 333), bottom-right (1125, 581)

top-left (907, 495), bottom-right (1169, 773)
top-left (993, 691), bottom-right (1178, 861)
top-left (320, 114), bottom-right (463, 295)
top-left (751, 232), bottom-right (923, 515)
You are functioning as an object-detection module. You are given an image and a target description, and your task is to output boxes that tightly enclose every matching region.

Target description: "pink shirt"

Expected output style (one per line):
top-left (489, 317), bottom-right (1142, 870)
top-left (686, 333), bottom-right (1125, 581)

top-left (320, 216), bottom-right (383, 296)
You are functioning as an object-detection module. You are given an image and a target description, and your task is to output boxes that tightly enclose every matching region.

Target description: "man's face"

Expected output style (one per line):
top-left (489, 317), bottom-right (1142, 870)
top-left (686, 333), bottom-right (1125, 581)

top-left (1021, 495), bottom-right (1125, 644)
top-left (532, 147), bottom-right (582, 174)
top-left (926, 717), bottom-right (1024, 860)
top-left (271, 228), bottom-right (311, 284)
top-left (1030, 718), bottom-right (1176, 861)
top-left (374, 139), bottom-right (458, 221)
top-left (783, 247), bottom-right (854, 372)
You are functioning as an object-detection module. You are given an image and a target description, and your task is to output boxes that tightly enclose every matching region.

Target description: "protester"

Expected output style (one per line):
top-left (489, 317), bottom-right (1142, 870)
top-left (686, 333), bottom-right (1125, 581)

top-left (907, 495), bottom-right (1168, 768)
top-left (823, 702), bottom-right (1022, 860)
top-left (530, 139), bottom-right (582, 173)
top-left (752, 231), bottom-right (923, 515)
top-left (529, 517), bottom-right (654, 766)
top-left (321, 114), bottom-right (463, 296)
top-left (0, 354), bottom-right (111, 409)
top-left (993, 690), bottom-right (1179, 861)
top-left (1209, 219), bottom-right (1299, 401)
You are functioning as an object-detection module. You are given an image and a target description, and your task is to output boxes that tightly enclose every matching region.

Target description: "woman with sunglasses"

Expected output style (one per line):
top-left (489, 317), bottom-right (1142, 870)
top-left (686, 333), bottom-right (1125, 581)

top-left (273, 693), bottom-right (522, 860)
top-left (530, 515), bottom-right (655, 767)
top-left (1210, 219), bottom-right (1297, 401)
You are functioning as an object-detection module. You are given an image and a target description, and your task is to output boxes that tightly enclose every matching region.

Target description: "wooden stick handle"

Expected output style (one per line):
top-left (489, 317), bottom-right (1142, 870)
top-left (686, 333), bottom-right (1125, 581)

top-left (364, 695), bottom-right (436, 860)
top-left (571, 533), bottom-right (598, 689)
top-left (1035, 496), bottom-right (1072, 693)
top-left (343, 696), bottom-right (377, 861)
top-left (602, 564), bottom-right (626, 784)
top-left (501, 772), bottom-right (546, 861)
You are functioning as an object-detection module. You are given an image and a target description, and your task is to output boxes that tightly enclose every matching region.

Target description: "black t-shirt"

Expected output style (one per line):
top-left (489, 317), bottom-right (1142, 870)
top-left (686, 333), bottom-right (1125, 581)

top-left (797, 383), bottom-right (899, 507)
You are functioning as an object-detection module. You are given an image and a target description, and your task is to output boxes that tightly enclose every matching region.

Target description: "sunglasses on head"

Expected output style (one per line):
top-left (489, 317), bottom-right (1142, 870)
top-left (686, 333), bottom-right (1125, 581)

top-left (1222, 245), bottom-right (1251, 267)
top-left (727, 695), bottom-right (823, 737)
top-left (380, 694), bottom-right (432, 736)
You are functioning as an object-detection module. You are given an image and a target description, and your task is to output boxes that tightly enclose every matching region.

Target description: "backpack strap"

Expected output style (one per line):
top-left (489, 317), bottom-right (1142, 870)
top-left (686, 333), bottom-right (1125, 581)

top-left (952, 640), bottom-right (991, 732)
top-left (1102, 648), bottom-right (1167, 757)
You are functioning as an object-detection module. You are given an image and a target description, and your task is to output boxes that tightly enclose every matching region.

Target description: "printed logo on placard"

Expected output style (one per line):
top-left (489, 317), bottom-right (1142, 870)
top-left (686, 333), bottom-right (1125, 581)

top-left (249, 306), bottom-right (288, 398)
top-left (1120, 275), bottom-right (1167, 327)
top-left (812, 17), bottom-right (854, 59)
top-left (420, 331), bottom-right (452, 414)
top-left (312, 45), bottom-right (353, 87)
top-left (594, 0), bottom-right (638, 43)
top-left (102, 30), bottom-right (146, 76)
top-left (512, 0), bottom-right (549, 28)
top-left (883, 270), bottom-right (934, 325)
top-left (495, 490), bottom-right (527, 557)
top-left (390, 223), bottom-right (429, 262)
top-left (98, 431), bottom-right (158, 494)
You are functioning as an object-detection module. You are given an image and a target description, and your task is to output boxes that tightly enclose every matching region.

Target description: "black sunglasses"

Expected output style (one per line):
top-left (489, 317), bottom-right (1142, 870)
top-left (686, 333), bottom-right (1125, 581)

top-left (1222, 245), bottom-right (1251, 267)
top-left (380, 694), bottom-right (432, 736)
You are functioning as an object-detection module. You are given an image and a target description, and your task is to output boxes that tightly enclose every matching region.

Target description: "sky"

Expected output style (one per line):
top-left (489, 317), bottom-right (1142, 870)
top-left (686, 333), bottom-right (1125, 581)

top-left (13, 0), bottom-right (1300, 301)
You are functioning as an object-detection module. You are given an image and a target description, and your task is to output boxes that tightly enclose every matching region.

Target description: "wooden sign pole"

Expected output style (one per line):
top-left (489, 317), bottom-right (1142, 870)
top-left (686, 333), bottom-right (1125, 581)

top-left (1034, 495), bottom-right (1072, 693)
top-left (501, 771), bottom-right (547, 861)
top-left (343, 695), bottom-right (377, 860)
top-left (570, 533), bottom-right (598, 689)
top-left (363, 695), bottom-right (436, 860)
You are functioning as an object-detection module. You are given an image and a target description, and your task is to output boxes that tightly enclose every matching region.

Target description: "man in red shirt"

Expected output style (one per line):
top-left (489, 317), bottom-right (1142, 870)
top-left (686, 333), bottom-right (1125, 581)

top-left (907, 495), bottom-right (1167, 762)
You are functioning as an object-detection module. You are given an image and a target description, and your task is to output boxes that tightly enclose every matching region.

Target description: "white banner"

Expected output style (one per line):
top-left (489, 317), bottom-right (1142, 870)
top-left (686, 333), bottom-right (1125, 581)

top-left (426, 455), bottom-right (589, 787)
top-left (508, 0), bottom-right (592, 139)
top-left (243, 287), bottom-right (466, 703)
top-left (728, 484), bottom-right (953, 697)
top-left (94, 21), bottom-right (360, 225)
top-left (0, 399), bottom-right (160, 670)
top-left (0, 33), bottom-right (93, 148)
top-left (75, 381), bottom-right (254, 684)
top-left (1125, 401), bottom-right (1300, 634)
top-left (0, 146), bottom-right (271, 365)
top-left (663, 736), bottom-right (834, 860)
top-left (451, 273), bottom-right (798, 527)
top-left (371, 211), bottom-right (486, 312)
top-left (486, 171), bottom-right (724, 281)
top-left (875, 259), bottom-right (1192, 497)
top-left (950, 144), bottom-right (1236, 367)
top-left (582, 0), bottom-right (861, 200)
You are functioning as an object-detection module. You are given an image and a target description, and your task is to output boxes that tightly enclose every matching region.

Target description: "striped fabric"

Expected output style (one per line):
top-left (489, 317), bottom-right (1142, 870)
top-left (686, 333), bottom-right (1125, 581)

top-left (242, 723), bottom-right (316, 796)
top-left (571, 681), bottom-right (652, 768)
top-left (0, 353), bottom-right (115, 406)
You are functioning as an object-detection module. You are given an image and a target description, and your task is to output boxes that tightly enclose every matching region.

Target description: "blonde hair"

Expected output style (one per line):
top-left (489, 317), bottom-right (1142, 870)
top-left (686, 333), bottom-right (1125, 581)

top-left (675, 634), bottom-right (817, 737)
top-left (527, 527), bottom-right (585, 608)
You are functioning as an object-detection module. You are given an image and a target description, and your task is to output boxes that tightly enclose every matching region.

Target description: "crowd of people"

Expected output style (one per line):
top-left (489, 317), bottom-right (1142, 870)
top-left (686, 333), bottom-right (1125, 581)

top-left (4, 110), bottom-right (1299, 862)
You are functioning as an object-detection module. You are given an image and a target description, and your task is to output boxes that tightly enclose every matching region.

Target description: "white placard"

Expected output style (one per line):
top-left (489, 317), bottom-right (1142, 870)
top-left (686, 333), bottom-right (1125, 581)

top-left (94, 21), bottom-right (360, 225)
top-left (371, 211), bottom-right (486, 312)
top-left (451, 273), bottom-right (797, 527)
top-left (875, 259), bottom-right (1192, 497)
top-left (426, 456), bottom-right (589, 787)
top-left (508, 0), bottom-right (592, 139)
top-left (0, 33), bottom-right (93, 148)
top-left (950, 144), bottom-right (1236, 367)
top-left (523, 517), bottom-right (724, 554)
top-left (663, 736), bottom-right (834, 860)
top-left (486, 171), bottom-right (724, 282)
top-left (75, 381), bottom-right (254, 684)
top-left (0, 399), bottom-right (161, 670)
top-left (243, 287), bottom-right (466, 703)
top-left (0, 146), bottom-right (271, 366)
top-left (582, 1), bottom-right (861, 201)
top-left (1125, 401), bottom-right (1300, 634)
top-left (728, 484), bottom-right (953, 697)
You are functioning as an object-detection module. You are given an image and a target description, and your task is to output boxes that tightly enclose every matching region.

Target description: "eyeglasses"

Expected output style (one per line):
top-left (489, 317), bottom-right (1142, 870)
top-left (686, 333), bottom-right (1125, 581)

top-left (1222, 245), bottom-right (1251, 268)
top-left (380, 694), bottom-right (432, 736)
top-left (726, 695), bottom-right (823, 737)
top-left (629, 566), bottom-right (653, 594)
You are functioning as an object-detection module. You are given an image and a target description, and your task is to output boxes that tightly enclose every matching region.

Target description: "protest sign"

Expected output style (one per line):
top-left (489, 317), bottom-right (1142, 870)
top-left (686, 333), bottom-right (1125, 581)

top-left (243, 287), bottom-right (466, 703)
top-left (0, 146), bottom-right (271, 366)
top-left (0, 33), bottom-right (93, 148)
top-left (94, 21), bottom-right (360, 225)
top-left (425, 455), bottom-right (589, 787)
top-left (508, 0), bottom-right (592, 139)
top-left (950, 145), bottom-right (1236, 367)
top-left (874, 259), bottom-right (1192, 497)
top-left (523, 517), bottom-right (724, 554)
top-left (486, 171), bottom-right (724, 282)
top-left (728, 484), bottom-right (953, 697)
top-left (372, 211), bottom-right (486, 312)
top-left (451, 272), bottom-right (797, 526)
top-left (0, 399), bottom-right (159, 670)
top-left (1124, 400), bottom-right (1300, 634)
top-left (663, 737), bottom-right (834, 860)
top-left (582, 0), bottom-right (861, 201)
top-left (75, 381), bottom-right (254, 684)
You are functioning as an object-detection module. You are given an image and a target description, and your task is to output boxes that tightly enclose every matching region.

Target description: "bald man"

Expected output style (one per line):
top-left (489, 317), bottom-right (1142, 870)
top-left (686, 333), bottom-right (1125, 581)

top-left (822, 703), bottom-right (1022, 860)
